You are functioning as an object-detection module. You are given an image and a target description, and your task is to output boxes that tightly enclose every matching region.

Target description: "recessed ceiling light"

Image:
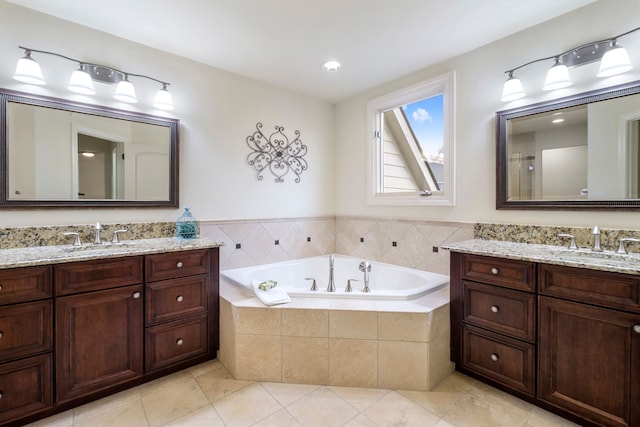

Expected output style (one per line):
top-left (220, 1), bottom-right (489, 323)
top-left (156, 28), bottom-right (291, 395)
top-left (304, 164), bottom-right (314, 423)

top-left (552, 118), bottom-right (565, 124)
top-left (322, 60), bottom-right (341, 72)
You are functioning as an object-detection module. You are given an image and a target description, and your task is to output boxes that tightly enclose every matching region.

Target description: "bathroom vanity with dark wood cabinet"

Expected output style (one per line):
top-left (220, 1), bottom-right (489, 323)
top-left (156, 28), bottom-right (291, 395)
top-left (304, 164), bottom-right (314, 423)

top-left (0, 241), bottom-right (220, 427)
top-left (449, 248), bottom-right (640, 427)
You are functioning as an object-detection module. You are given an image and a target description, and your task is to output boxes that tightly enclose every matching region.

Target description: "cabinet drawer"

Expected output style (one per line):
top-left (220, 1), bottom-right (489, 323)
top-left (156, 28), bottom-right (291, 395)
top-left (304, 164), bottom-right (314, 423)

top-left (0, 353), bottom-right (52, 424)
top-left (145, 314), bottom-right (208, 372)
top-left (463, 281), bottom-right (535, 342)
top-left (146, 275), bottom-right (208, 325)
top-left (55, 256), bottom-right (143, 296)
top-left (539, 264), bottom-right (640, 312)
top-left (0, 266), bottom-right (52, 305)
top-left (0, 301), bottom-right (52, 361)
top-left (462, 324), bottom-right (535, 397)
top-left (146, 249), bottom-right (210, 282)
top-left (461, 254), bottom-right (535, 292)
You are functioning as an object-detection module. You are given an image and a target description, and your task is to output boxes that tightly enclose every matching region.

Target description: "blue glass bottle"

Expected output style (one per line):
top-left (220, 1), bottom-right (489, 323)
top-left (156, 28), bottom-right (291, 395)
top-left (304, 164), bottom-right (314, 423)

top-left (176, 207), bottom-right (197, 239)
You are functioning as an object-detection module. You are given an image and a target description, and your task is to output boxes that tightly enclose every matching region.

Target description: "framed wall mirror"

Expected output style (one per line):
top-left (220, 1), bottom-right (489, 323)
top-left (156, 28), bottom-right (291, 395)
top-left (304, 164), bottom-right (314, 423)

top-left (496, 80), bottom-right (640, 209)
top-left (0, 89), bottom-right (179, 208)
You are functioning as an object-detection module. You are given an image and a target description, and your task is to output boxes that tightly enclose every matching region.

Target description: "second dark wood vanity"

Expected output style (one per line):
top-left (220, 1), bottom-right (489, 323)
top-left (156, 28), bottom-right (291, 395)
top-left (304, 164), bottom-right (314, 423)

top-left (450, 248), bottom-right (640, 427)
top-left (0, 241), bottom-right (220, 427)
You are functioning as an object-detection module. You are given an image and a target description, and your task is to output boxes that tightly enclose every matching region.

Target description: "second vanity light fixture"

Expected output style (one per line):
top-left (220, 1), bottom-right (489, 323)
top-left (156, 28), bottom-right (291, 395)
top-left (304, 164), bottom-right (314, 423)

top-left (501, 26), bottom-right (640, 102)
top-left (13, 46), bottom-right (174, 110)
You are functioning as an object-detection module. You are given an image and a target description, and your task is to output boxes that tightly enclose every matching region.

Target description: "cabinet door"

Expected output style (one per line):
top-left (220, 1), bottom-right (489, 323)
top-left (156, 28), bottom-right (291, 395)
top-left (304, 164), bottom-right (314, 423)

top-left (539, 296), bottom-right (640, 427)
top-left (55, 285), bottom-right (143, 403)
top-left (0, 354), bottom-right (52, 424)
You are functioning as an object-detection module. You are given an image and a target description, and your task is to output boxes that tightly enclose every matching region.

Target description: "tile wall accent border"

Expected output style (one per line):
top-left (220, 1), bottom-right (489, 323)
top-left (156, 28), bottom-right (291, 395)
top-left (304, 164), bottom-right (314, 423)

top-left (475, 223), bottom-right (640, 252)
top-left (200, 217), bottom-right (336, 270)
top-left (336, 217), bottom-right (475, 276)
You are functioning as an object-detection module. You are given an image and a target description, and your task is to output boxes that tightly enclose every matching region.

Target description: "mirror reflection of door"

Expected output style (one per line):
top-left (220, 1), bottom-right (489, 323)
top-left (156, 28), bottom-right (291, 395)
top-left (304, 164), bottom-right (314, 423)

top-left (77, 134), bottom-right (124, 199)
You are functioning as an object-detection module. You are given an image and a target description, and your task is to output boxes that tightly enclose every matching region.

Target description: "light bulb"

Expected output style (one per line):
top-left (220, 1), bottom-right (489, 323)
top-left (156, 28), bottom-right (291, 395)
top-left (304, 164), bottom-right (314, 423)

top-left (13, 51), bottom-right (45, 85)
top-left (153, 85), bottom-right (174, 110)
top-left (68, 65), bottom-right (95, 95)
top-left (598, 44), bottom-right (633, 77)
top-left (543, 60), bottom-right (571, 91)
top-left (501, 73), bottom-right (525, 102)
top-left (114, 76), bottom-right (137, 103)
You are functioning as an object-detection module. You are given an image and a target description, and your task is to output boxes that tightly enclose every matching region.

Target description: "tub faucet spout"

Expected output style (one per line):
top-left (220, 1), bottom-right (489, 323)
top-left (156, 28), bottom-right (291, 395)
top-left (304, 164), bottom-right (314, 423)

top-left (327, 254), bottom-right (335, 292)
top-left (359, 261), bottom-right (371, 293)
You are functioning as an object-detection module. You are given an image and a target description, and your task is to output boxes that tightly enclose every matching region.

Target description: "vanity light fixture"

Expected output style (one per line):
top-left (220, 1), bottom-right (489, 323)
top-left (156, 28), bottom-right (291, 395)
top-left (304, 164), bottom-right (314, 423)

top-left (501, 26), bottom-right (640, 102)
top-left (13, 46), bottom-right (174, 110)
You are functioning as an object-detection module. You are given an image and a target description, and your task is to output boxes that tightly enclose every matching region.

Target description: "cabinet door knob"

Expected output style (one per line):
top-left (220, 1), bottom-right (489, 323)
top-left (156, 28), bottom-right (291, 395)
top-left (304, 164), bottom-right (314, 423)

top-left (132, 292), bottom-right (141, 299)
top-left (176, 338), bottom-right (184, 346)
top-left (490, 268), bottom-right (499, 275)
top-left (176, 261), bottom-right (184, 268)
top-left (0, 392), bottom-right (3, 399)
top-left (634, 325), bottom-right (640, 334)
top-left (490, 305), bottom-right (500, 313)
top-left (490, 354), bottom-right (499, 362)
top-left (0, 331), bottom-right (3, 339)
top-left (0, 284), bottom-right (3, 291)
top-left (176, 295), bottom-right (184, 302)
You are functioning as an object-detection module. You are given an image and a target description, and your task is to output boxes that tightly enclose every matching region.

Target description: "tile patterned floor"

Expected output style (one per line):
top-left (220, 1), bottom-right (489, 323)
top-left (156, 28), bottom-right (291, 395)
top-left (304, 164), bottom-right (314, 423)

top-left (26, 360), bottom-right (581, 427)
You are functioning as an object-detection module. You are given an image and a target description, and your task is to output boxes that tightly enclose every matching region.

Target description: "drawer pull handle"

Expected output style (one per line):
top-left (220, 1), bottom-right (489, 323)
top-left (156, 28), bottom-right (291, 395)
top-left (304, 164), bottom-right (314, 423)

top-left (490, 268), bottom-right (499, 275)
top-left (176, 261), bottom-right (184, 268)
top-left (0, 392), bottom-right (3, 399)
top-left (0, 331), bottom-right (3, 339)
top-left (176, 338), bottom-right (184, 346)
top-left (634, 325), bottom-right (640, 334)
top-left (490, 305), bottom-right (500, 313)
top-left (0, 284), bottom-right (3, 291)
top-left (490, 354), bottom-right (499, 362)
top-left (176, 295), bottom-right (184, 302)
top-left (132, 292), bottom-right (141, 299)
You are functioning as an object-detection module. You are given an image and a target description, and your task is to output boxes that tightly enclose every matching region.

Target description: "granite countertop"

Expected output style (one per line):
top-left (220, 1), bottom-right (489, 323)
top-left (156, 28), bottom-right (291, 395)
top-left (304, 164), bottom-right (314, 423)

top-left (443, 239), bottom-right (640, 276)
top-left (0, 237), bottom-right (223, 269)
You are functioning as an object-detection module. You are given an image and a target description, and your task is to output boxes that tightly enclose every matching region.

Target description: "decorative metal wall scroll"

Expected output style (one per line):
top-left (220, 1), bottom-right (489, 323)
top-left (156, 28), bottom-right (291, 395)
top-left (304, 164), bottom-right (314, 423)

top-left (246, 122), bottom-right (308, 183)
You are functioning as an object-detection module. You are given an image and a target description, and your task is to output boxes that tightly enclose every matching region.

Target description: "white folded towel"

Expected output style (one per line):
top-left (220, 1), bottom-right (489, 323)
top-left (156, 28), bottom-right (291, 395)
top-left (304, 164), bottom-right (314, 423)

top-left (251, 280), bottom-right (291, 306)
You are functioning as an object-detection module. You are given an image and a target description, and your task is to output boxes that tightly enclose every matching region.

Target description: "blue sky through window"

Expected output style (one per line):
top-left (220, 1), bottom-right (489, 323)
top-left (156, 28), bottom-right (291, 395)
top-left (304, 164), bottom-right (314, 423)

top-left (401, 94), bottom-right (444, 164)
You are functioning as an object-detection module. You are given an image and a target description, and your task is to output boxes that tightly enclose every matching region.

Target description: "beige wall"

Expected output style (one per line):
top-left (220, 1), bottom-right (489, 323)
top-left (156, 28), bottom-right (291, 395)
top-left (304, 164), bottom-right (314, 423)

top-left (2, 1), bottom-right (640, 231)
top-left (335, 0), bottom-right (640, 229)
top-left (0, 1), bottom-right (335, 227)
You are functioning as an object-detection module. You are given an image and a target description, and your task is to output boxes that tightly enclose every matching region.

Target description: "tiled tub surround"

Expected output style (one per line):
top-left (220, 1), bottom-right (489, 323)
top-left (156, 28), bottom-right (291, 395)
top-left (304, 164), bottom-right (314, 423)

top-left (219, 280), bottom-right (452, 391)
top-left (201, 217), bottom-right (475, 274)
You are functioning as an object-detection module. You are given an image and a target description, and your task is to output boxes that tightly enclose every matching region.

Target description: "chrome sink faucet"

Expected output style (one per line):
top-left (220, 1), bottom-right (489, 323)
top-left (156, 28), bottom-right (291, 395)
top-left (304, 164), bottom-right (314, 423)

top-left (94, 222), bottom-right (103, 244)
top-left (327, 254), bottom-right (335, 292)
top-left (592, 226), bottom-right (603, 252)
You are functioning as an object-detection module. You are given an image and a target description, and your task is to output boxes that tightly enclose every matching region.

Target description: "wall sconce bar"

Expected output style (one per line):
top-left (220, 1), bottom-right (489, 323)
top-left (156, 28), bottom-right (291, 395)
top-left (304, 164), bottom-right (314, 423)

top-left (501, 26), bottom-right (640, 102)
top-left (13, 46), bottom-right (174, 110)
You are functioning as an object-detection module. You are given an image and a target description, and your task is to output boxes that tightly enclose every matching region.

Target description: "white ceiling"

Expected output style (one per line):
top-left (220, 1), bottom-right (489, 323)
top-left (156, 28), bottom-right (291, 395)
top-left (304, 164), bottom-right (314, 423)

top-left (7, 0), bottom-right (596, 103)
